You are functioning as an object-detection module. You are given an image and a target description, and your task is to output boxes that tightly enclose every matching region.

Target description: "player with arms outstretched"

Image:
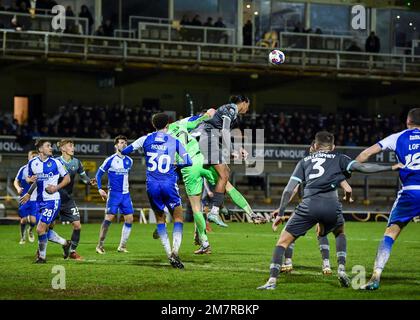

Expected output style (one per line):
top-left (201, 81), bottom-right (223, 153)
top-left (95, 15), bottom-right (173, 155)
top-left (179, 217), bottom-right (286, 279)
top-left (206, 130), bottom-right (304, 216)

top-left (257, 131), bottom-right (402, 290)
top-left (357, 108), bottom-right (420, 290)
top-left (122, 113), bottom-right (192, 268)
top-left (95, 135), bottom-right (134, 254)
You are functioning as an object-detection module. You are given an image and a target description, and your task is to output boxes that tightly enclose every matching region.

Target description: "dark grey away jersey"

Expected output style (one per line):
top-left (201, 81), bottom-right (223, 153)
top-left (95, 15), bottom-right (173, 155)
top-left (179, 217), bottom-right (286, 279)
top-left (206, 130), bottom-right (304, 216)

top-left (203, 103), bottom-right (239, 131)
top-left (291, 151), bottom-right (355, 198)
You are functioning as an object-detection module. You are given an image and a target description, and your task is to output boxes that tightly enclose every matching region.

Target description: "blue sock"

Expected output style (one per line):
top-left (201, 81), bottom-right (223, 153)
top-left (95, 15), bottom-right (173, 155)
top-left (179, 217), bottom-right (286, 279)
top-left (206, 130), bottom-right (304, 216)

top-left (157, 223), bottom-right (172, 257)
top-left (172, 222), bottom-right (183, 255)
top-left (374, 235), bottom-right (395, 277)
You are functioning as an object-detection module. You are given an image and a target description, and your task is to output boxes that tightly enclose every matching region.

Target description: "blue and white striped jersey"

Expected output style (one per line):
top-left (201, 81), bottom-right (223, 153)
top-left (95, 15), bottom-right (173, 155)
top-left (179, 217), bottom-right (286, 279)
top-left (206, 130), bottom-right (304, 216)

top-left (97, 154), bottom-right (133, 194)
top-left (27, 156), bottom-right (68, 202)
top-left (378, 128), bottom-right (420, 188)
top-left (15, 165), bottom-right (38, 201)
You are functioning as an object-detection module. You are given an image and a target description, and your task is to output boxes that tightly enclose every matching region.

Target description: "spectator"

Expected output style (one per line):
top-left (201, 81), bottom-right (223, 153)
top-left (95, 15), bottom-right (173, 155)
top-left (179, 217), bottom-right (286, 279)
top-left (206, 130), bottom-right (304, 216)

top-left (18, 0), bottom-right (28, 13)
top-left (79, 4), bottom-right (94, 35)
top-left (95, 25), bottom-right (105, 37)
top-left (293, 21), bottom-right (303, 33)
top-left (214, 17), bottom-right (226, 28)
top-left (214, 17), bottom-right (227, 44)
top-left (7, 0), bottom-right (19, 12)
top-left (180, 14), bottom-right (190, 26)
top-left (66, 5), bottom-right (74, 17)
top-left (365, 31), bottom-right (380, 53)
top-left (347, 41), bottom-right (362, 52)
top-left (243, 20), bottom-right (253, 46)
top-left (102, 19), bottom-right (114, 37)
top-left (204, 17), bottom-right (213, 27)
top-left (191, 14), bottom-right (202, 26)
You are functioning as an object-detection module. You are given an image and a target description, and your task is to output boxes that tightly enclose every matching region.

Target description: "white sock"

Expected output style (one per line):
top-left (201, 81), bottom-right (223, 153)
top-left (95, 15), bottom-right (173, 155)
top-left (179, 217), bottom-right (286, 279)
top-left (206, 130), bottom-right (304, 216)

top-left (172, 222), bottom-right (183, 255)
top-left (157, 223), bottom-right (172, 258)
top-left (47, 230), bottom-right (67, 246)
top-left (120, 223), bottom-right (132, 247)
top-left (210, 206), bottom-right (219, 216)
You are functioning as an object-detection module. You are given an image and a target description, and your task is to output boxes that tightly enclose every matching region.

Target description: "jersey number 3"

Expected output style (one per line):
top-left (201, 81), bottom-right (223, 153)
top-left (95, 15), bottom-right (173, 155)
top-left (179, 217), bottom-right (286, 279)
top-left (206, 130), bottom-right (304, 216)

top-left (309, 158), bottom-right (326, 180)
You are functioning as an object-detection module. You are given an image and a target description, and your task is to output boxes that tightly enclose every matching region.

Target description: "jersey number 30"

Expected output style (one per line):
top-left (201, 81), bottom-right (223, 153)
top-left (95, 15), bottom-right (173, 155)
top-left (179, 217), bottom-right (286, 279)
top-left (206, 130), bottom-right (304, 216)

top-left (147, 152), bottom-right (171, 173)
top-left (309, 158), bottom-right (326, 180)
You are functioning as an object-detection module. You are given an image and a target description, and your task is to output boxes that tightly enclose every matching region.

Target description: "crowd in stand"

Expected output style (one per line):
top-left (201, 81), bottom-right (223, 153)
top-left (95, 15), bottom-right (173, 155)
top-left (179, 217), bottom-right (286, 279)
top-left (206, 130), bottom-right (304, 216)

top-left (0, 0), bottom-right (100, 35)
top-left (0, 102), bottom-right (407, 147)
top-left (239, 110), bottom-right (405, 146)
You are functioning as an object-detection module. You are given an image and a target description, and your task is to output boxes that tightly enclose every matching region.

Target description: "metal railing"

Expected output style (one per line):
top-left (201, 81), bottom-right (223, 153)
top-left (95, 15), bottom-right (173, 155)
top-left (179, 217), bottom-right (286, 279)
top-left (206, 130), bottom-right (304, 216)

top-left (138, 21), bottom-right (236, 45)
top-left (0, 29), bottom-right (419, 77)
top-left (0, 10), bottom-right (89, 35)
top-left (129, 15), bottom-right (171, 32)
top-left (279, 31), bottom-right (360, 51)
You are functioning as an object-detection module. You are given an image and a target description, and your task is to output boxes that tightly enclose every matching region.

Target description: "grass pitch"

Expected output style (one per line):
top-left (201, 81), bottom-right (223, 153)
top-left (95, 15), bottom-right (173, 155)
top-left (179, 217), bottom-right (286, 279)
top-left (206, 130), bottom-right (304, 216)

top-left (0, 222), bottom-right (419, 300)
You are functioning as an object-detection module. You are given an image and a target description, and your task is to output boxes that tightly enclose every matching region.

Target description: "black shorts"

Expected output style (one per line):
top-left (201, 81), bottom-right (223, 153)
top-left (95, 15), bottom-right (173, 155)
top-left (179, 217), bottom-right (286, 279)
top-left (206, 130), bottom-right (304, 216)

top-left (285, 197), bottom-right (344, 238)
top-left (59, 198), bottom-right (80, 223)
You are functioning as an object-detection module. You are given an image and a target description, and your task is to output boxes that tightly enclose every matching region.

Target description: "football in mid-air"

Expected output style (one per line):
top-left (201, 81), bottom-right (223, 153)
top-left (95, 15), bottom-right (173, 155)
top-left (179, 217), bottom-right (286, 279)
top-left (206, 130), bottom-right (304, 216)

top-left (269, 50), bottom-right (285, 65)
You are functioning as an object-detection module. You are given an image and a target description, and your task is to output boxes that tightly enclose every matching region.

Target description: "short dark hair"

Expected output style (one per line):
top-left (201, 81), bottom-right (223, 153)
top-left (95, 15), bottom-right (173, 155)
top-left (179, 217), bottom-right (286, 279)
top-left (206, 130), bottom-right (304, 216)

top-left (315, 131), bottom-right (335, 148)
top-left (152, 113), bottom-right (169, 130)
top-left (229, 94), bottom-right (249, 104)
top-left (34, 139), bottom-right (50, 151)
top-left (57, 139), bottom-right (74, 149)
top-left (114, 135), bottom-right (127, 145)
top-left (408, 108), bottom-right (420, 126)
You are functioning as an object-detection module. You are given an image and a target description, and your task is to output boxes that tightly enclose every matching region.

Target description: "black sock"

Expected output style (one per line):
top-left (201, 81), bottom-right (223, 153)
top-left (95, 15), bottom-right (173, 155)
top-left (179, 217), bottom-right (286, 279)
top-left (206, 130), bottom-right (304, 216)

top-left (71, 229), bottom-right (81, 252)
top-left (20, 223), bottom-right (26, 239)
top-left (285, 242), bottom-right (295, 260)
top-left (336, 234), bottom-right (347, 267)
top-left (269, 245), bottom-right (286, 279)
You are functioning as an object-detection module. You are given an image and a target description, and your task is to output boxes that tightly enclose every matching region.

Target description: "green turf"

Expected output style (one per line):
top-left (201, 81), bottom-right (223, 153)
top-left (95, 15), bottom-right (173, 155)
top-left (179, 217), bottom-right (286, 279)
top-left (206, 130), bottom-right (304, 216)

top-left (0, 222), bottom-right (419, 300)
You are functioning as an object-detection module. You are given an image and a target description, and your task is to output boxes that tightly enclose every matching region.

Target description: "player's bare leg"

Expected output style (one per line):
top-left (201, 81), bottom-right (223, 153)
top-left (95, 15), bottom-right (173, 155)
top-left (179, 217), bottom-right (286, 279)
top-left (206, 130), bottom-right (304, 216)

top-left (207, 164), bottom-right (229, 227)
top-left (117, 214), bottom-right (133, 253)
top-left (257, 230), bottom-right (296, 290)
top-left (69, 220), bottom-right (82, 260)
top-left (360, 224), bottom-right (402, 290)
top-left (96, 214), bottom-right (115, 254)
top-left (189, 195), bottom-right (211, 254)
